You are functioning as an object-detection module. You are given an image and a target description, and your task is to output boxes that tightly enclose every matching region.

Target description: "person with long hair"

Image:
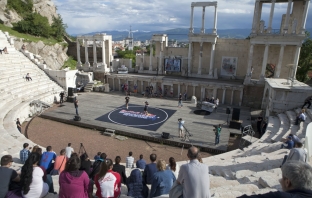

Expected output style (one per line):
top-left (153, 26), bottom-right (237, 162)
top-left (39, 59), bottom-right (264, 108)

top-left (59, 156), bottom-right (90, 198)
top-left (150, 159), bottom-right (176, 198)
top-left (166, 157), bottom-right (180, 179)
top-left (79, 153), bottom-right (92, 176)
top-left (20, 152), bottom-right (49, 198)
top-left (95, 159), bottom-right (121, 198)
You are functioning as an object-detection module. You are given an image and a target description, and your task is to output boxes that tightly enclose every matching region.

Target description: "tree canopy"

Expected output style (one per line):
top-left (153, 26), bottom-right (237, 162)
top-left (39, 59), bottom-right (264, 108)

top-left (297, 31), bottom-right (312, 82)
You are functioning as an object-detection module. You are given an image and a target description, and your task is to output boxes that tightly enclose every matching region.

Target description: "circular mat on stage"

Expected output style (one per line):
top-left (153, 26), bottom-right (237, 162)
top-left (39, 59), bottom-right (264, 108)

top-left (108, 106), bottom-right (169, 127)
top-left (193, 110), bottom-right (211, 115)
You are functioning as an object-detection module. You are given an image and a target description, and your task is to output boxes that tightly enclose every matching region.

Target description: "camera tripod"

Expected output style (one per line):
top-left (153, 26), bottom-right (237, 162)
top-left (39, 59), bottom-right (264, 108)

top-left (78, 143), bottom-right (87, 156)
top-left (182, 125), bottom-right (193, 143)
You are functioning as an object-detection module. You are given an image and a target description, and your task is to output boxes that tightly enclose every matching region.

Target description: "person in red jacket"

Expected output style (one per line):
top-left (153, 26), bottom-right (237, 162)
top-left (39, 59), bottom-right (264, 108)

top-left (95, 159), bottom-right (121, 198)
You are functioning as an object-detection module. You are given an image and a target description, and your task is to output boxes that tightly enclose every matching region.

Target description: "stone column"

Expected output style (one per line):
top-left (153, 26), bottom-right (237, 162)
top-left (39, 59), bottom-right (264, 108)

top-left (260, 44), bottom-right (269, 79)
top-left (188, 42), bottom-right (192, 75)
top-left (291, 46), bottom-right (301, 86)
top-left (213, 5), bottom-right (217, 34)
top-left (275, 45), bottom-right (285, 78)
top-left (300, 0), bottom-right (310, 34)
top-left (149, 44), bottom-right (153, 70)
top-left (102, 40), bottom-right (106, 67)
top-left (141, 81), bottom-right (144, 93)
top-left (239, 89), bottom-right (243, 106)
top-left (76, 38), bottom-right (82, 67)
top-left (246, 44), bottom-right (254, 75)
top-left (230, 89), bottom-right (234, 105)
top-left (112, 78), bottom-right (115, 91)
top-left (201, 6), bottom-right (206, 34)
top-left (159, 42), bottom-right (163, 73)
top-left (222, 89), bottom-right (226, 104)
top-left (118, 79), bottom-right (121, 91)
top-left (84, 39), bottom-right (90, 67)
top-left (283, 0), bottom-right (292, 34)
top-left (213, 88), bottom-right (217, 98)
top-left (252, 0), bottom-right (261, 33)
top-left (178, 84), bottom-right (181, 95)
top-left (93, 39), bottom-right (97, 67)
top-left (209, 43), bottom-right (215, 76)
top-left (267, 0), bottom-right (276, 33)
top-left (161, 83), bottom-right (164, 95)
top-left (201, 87), bottom-right (205, 101)
top-left (198, 42), bottom-right (203, 75)
top-left (193, 85), bottom-right (196, 96)
top-left (189, 6), bottom-right (194, 33)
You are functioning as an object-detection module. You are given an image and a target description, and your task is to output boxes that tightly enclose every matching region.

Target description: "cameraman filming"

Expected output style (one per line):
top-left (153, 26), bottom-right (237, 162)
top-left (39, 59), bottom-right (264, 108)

top-left (178, 118), bottom-right (185, 138)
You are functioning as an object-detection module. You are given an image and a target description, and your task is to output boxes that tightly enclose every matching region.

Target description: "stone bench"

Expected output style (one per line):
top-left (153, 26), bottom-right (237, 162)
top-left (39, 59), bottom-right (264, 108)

top-left (271, 113), bottom-right (290, 142)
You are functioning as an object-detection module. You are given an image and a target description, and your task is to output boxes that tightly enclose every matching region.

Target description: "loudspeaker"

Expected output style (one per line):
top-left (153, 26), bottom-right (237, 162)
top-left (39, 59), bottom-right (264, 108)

top-left (232, 108), bottom-right (241, 121)
top-left (161, 132), bottom-right (170, 139)
top-left (68, 87), bottom-right (74, 96)
top-left (229, 120), bottom-right (242, 129)
top-left (74, 115), bottom-right (81, 121)
top-left (226, 107), bottom-right (231, 114)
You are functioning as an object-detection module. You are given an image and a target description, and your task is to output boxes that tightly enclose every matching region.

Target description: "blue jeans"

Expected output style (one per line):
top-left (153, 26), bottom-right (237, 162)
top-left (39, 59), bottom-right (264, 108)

top-left (215, 135), bottom-right (220, 145)
top-left (75, 107), bottom-right (78, 115)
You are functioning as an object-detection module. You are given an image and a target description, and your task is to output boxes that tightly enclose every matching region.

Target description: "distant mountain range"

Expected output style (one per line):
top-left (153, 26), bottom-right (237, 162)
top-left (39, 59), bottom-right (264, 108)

top-left (71, 28), bottom-right (312, 41)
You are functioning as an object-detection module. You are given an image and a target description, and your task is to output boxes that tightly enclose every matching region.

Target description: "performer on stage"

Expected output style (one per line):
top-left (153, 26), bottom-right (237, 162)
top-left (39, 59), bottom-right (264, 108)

top-left (144, 101), bottom-right (149, 115)
top-left (59, 91), bottom-right (65, 105)
top-left (178, 93), bottom-right (183, 108)
top-left (178, 118), bottom-right (185, 138)
top-left (125, 94), bottom-right (130, 109)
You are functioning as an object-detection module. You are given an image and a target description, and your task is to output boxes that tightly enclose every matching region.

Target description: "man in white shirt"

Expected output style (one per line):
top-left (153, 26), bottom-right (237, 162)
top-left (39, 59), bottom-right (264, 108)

top-left (65, 143), bottom-right (74, 158)
top-left (126, 151), bottom-right (134, 168)
top-left (295, 109), bottom-right (306, 125)
top-left (177, 146), bottom-right (211, 198)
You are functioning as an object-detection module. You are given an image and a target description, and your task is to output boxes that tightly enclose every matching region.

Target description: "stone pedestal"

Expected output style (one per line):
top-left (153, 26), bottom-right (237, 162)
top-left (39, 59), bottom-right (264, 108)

top-left (191, 96), bottom-right (197, 104)
top-left (104, 84), bottom-right (110, 92)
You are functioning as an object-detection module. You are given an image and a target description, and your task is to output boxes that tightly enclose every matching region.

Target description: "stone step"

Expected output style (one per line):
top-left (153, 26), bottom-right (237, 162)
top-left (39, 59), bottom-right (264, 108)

top-left (282, 110), bottom-right (299, 140)
top-left (260, 116), bottom-right (280, 143)
top-left (271, 113), bottom-right (289, 142)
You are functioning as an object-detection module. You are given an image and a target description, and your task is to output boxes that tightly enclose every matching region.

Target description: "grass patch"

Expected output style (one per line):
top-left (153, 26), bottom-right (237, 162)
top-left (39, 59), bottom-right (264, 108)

top-left (0, 23), bottom-right (60, 45)
top-left (61, 56), bottom-right (77, 70)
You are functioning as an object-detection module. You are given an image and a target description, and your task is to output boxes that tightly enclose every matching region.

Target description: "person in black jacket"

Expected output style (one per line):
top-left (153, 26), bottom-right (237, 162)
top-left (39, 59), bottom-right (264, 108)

top-left (112, 156), bottom-right (127, 184)
top-left (237, 161), bottom-right (312, 198)
top-left (79, 153), bottom-right (91, 176)
top-left (89, 153), bottom-right (107, 180)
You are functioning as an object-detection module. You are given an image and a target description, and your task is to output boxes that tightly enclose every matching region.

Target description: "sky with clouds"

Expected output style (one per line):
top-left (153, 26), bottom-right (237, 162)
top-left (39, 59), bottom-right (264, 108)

top-left (52, 0), bottom-right (312, 35)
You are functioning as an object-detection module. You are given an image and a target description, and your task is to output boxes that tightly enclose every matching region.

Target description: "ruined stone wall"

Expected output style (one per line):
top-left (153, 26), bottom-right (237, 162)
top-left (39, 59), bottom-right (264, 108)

top-left (242, 84), bottom-right (265, 109)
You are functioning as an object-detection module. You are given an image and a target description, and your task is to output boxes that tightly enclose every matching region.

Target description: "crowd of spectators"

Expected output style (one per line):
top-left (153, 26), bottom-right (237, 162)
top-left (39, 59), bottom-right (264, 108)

top-left (1, 139), bottom-right (312, 198)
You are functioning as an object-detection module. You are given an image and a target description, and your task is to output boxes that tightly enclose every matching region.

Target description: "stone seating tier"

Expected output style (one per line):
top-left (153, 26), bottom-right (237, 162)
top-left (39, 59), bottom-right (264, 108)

top-left (270, 113), bottom-right (290, 142)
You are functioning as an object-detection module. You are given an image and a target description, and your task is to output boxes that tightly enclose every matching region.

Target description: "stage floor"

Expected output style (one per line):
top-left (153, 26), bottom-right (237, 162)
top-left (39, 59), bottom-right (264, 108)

top-left (41, 92), bottom-right (251, 153)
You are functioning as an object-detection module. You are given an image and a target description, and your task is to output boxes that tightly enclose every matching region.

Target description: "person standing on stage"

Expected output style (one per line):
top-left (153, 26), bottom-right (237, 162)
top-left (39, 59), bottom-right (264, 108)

top-left (178, 118), bottom-right (185, 138)
top-left (74, 98), bottom-right (79, 115)
top-left (125, 94), bottom-right (130, 109)
top-left (178, 93), bottom-right (183, 108)
top-left (59, 92), bottom-right (65, 104)
top-left (215, 124), bottom-right (222, 145)
top-left (144, 101), bottom-right (149, 115)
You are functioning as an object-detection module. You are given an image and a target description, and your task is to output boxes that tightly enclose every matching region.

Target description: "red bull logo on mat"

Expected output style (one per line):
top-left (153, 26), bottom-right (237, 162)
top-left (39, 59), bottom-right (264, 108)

top-left (119, 110), bottom-right (157, 121)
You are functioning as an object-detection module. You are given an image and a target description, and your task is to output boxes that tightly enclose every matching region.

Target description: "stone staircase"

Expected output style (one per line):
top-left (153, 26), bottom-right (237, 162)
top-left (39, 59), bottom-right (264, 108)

top-left (0, 30), bottom-right (63, 161)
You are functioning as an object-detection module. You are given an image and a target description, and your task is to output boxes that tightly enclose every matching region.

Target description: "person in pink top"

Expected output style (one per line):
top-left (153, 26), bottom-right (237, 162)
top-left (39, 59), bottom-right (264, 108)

top-left (95, 159), bottom-right (121, 198)
top-left (59, 156), bottom-right (90, 198)
top-left (53, 149), bottom-right (67, 174)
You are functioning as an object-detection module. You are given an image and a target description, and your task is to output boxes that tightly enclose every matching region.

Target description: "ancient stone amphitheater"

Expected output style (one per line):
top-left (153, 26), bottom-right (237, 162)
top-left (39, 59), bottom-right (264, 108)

top-left (1, 30), bottom-right (311, 198)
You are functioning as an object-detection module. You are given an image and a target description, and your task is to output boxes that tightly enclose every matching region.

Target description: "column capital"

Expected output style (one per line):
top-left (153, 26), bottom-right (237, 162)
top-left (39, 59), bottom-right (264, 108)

top-left (280, 44), bottom-right (286, 47)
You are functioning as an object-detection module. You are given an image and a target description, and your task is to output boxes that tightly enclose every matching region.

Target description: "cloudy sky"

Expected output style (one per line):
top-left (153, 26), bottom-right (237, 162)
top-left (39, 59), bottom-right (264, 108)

top-left (53, 0), bottom-right (312, 35)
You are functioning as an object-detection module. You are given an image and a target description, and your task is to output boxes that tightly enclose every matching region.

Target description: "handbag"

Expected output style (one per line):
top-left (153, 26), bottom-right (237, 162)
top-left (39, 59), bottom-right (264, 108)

top-left (50, 156), bottom-right (66, 175)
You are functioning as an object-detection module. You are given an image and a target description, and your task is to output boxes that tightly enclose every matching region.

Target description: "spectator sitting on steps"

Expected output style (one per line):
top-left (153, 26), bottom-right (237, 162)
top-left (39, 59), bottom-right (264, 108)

top-left (237, 161), bottom-right (312, 198)
top-left (295, 109), bottom-right (306, 125)
top-left (21, 44), bottom-right (26, 51)
top-left (288, 134), bottom-right (301, 144)
top-left (3, 47), bottom-right (8, 54)
top-left (281, 136), bottom-right (294, 149)
top-left (302, 96), bottom-right (312, 109)
top-left (25, 73), bottom-right (32, 81)
top-left (281, 142), bottom-right (307, 167)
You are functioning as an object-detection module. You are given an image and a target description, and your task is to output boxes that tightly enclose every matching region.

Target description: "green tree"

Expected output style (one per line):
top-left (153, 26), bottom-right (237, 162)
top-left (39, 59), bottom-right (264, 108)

top-left (13, 13), bottom-right (51, 37)
top-left (7, 0), bottom-right (33, 17)
top-left (297, 31), bottom-right (312, 82)
top-left (51, 14), bottom-right (68, 42)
